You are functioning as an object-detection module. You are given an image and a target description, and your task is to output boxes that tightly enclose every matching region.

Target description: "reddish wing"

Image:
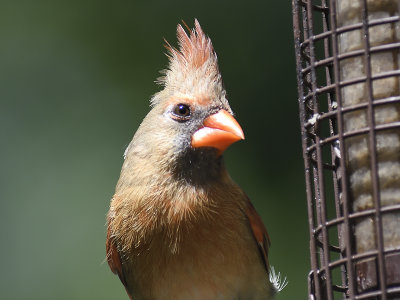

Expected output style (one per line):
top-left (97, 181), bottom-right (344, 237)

top-left (106, 227), bottom-right (135, 300)
top-left (245, 197), bottom-right (271, 272)
top-left (106, 227), bottom-right (128, 287)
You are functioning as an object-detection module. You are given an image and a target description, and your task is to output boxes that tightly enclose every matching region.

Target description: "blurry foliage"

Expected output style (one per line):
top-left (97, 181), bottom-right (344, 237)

top-left (0, 1), bottom-right (307, 299)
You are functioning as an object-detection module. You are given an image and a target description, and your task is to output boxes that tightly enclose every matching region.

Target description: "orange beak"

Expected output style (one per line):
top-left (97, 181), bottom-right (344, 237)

top-left (191, 109), bottom-right (245, 155)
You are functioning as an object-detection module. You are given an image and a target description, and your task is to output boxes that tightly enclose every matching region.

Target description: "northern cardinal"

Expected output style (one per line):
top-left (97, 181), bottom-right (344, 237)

top-left (106, 20), bottom-right (286, 300)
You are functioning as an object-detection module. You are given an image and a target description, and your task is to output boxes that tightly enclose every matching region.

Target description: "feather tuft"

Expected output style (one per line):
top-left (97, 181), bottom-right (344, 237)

top-left (269, 266), bottom-right (288, 294)
top-left (152, 19), bottom-right (223, 107)
top-left (171, 19), bottom-right (215, 70)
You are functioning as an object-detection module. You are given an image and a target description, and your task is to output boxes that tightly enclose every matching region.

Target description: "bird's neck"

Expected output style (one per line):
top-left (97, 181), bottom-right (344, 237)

top-left (111, 151), bottom-right (236, 255)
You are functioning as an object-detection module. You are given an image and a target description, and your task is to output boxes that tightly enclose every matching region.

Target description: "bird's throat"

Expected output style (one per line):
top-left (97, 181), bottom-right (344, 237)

top-left (171, 147), bottom-right (224, 186)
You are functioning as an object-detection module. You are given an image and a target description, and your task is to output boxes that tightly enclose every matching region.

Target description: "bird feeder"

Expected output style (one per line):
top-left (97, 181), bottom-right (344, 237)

top-left (292, 0), bottom-right (400, 299)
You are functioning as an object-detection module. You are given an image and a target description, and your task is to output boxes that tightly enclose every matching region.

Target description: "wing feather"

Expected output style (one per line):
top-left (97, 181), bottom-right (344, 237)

top-left (245, 197), bottom-right (271, 272)
top-left (106, 227), bottom-right (129, 288)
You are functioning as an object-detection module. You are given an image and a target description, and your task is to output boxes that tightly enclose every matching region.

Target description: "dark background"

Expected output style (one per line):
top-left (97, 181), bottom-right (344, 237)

top-left (0, 1), bottom-right (309, 299)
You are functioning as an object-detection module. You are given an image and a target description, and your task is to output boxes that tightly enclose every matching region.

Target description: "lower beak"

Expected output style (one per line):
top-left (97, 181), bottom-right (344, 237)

top-left (191, 109), bottom-right (245, 155)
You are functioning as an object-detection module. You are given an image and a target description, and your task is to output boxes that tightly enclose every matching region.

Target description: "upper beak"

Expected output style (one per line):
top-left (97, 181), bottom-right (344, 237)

top-left (191, 109), bottom-right (245, 155)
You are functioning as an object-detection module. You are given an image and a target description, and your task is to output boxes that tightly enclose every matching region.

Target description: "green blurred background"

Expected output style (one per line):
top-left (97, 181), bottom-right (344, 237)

top-left (0, 1), bottom-right (309, 299)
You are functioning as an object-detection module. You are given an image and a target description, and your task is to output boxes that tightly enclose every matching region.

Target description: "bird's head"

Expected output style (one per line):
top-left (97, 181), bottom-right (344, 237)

top-left (124, 20), bottom-right (244, 185)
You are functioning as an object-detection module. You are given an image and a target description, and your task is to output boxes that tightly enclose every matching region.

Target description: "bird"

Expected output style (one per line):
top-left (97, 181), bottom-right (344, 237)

top-left (106, 19), bottom-right (286, 300)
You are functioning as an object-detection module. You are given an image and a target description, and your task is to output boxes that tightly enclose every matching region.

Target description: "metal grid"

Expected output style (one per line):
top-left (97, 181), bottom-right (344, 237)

top-left (292, 0), bottom-right (400, 299)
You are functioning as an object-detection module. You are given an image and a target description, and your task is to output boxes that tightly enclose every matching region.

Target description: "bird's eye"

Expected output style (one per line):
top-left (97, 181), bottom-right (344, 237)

top-left (171, 104), bottom-right (191, 120)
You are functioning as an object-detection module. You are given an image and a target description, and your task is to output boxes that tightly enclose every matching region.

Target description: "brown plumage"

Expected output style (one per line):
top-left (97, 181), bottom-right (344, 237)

top-left (106, 19), bottom-right (284, 300)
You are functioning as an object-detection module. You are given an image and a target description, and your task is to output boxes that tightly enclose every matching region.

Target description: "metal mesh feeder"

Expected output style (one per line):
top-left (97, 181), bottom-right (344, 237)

top-left (292, 0), bottom-right (400, 299)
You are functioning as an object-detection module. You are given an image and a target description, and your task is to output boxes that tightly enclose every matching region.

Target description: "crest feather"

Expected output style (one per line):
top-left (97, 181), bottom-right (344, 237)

top-left (152, 19), bottom-right (225, 107)
top-left (156, 19), bottom-right (219, 86)
top-left (174, 19), bottom-right (214, 68)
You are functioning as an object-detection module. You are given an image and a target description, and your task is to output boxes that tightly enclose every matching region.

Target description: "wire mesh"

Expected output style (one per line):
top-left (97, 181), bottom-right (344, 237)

top-left (292, 0), bottom-right (400, 299)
